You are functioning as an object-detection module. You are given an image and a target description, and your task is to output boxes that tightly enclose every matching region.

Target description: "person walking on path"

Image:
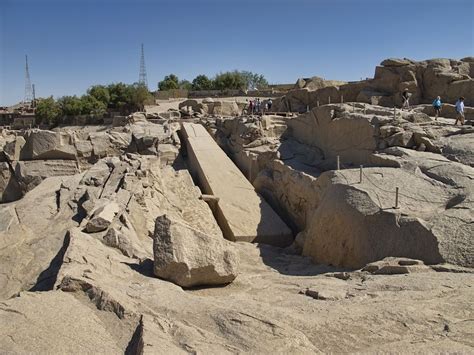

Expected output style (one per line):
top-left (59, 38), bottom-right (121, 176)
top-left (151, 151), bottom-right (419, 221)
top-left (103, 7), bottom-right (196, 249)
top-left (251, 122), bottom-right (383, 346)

top-left (454, 97), bottom-right (465, 125)
top-left (432, 96), bottom-right (442, 120)
top-left (401, 88), bottom-right (411, 110)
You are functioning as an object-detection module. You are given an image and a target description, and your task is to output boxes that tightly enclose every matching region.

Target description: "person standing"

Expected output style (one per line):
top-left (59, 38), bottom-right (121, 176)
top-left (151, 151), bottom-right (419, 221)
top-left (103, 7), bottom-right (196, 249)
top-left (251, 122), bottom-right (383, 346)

top-left (256, 98), bottom-right (261, 113)
top-left (401, 88), bottom-right (411, 110)
top-left (454, 97), bottom-right (465, 125)
top-left (248, 99), bottom-right (254, 115)
top-left (432, 96), bottom-right (442, 120)
top-left (267, 99), bottom-right (273, 111)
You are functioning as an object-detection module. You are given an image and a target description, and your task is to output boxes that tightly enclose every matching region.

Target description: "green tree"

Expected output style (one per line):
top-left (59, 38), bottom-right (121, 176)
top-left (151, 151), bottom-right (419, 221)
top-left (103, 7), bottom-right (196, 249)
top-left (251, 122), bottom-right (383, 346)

top-left (35, 96), bottom-right (61, 126)
top-left (107, 82), bottom-right (130, 112)
top-left (241, 71), bottom-right (269, 90)
top-left (58, 96), bottom-right (83, 116)
top-left (88, 85), bottom-right (110, 106)
top-left (192, 74), bottom-right (213, 90)
top-left (179, 80), bottom-right (192, 90)
top-left (129, 83), bottom-right (154, 111)
top-left (80, 95), bottom-right (107, 115)
top-left (213, 71), bottom-right (246, 90)
top-left (158, 74), bottom-right (179, 91)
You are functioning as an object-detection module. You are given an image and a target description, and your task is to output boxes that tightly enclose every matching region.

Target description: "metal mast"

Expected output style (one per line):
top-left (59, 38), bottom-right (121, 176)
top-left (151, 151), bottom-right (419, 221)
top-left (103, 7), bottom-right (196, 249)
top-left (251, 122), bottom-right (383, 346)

top-left (24, 55), bottom-right (33, 104)
top-left (32, 84), bottom-right (36, 107)
top-left (138, 44), bottom-right (148, 88)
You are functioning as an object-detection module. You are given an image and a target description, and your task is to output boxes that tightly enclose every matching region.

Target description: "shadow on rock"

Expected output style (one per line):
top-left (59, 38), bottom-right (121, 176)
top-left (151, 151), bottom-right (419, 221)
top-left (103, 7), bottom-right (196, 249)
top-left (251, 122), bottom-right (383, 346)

top-left (257, 243), bottom-right (349, 276)
top-left (30, 231), bottom-right (71, 292)
top-left (123, 258), bottom-right (155, 278)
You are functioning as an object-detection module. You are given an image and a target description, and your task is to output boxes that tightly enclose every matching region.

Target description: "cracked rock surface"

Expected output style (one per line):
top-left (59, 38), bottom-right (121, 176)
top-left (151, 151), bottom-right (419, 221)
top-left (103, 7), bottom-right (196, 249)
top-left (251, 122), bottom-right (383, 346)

top-left (0, 88), bottom-right (473, 353)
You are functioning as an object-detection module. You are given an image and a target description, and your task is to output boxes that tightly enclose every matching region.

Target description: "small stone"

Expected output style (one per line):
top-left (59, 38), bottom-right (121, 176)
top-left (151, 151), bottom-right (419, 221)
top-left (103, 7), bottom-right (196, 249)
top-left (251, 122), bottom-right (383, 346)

top-left (85, 202), bottom-right (120, 233)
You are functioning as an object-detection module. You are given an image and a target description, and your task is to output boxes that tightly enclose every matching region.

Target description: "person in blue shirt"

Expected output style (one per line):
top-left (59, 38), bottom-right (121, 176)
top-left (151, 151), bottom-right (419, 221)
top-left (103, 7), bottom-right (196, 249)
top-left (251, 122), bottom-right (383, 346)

top-left (454, 97), bottom-right (465, 126)
top-left (432, 96), bottom-right (442, 120)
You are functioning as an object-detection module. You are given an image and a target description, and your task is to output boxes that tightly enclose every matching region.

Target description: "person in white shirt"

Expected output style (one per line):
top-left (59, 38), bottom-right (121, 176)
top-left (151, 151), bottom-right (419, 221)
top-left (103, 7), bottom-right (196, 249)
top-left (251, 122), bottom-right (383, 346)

top-left (454, 97), bottom-right (465, 126)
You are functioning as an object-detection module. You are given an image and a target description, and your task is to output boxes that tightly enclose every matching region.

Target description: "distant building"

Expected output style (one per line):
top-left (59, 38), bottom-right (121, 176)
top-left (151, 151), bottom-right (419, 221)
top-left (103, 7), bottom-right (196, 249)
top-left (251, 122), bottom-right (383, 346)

top-left (12, 115), bottom-right (36, 129)
top-left (0, 102), bottom-right (36, 128)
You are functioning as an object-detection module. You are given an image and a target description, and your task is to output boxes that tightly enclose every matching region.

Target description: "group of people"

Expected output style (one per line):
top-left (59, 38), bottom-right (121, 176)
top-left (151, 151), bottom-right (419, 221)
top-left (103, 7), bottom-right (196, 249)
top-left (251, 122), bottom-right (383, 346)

top-left (246, 98), bottom-right (272, 115)
top-left (401, 88), bottom-right (466, 125)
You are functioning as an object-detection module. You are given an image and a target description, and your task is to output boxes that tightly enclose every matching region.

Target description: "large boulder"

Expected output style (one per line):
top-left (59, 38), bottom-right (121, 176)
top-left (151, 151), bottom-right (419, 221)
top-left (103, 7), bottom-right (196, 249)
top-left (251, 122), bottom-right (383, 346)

top-left (287, 105), bottom-right (379, 165)
top-left (20, 130), bottom-right (77, 160)
top-left (128, 132), bottom-right (159, 155)
top-left (179, 99), bottom-right (205, 116)
top-left (210, 100), bottom-right (240, 116)
top-left (88, 132), bottom-right (112, 157)
top-left (438, 132), bottom-right (474, 166)
top-left (301, 167), bottom-right (473, 269)
top-left (13, 160), bottom-right (80, 194)
top-left (294, 76), bottom-right (347, 91)
top-left (380, 58), bottom-right (414, 67)
top-left (153, 214), bottom-right (239, 287)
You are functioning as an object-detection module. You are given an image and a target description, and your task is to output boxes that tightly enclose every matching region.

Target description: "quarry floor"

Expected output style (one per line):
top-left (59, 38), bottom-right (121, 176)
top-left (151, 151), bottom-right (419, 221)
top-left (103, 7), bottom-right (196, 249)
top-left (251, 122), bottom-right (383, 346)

top-left (180, 242), bottom-right (474, 352)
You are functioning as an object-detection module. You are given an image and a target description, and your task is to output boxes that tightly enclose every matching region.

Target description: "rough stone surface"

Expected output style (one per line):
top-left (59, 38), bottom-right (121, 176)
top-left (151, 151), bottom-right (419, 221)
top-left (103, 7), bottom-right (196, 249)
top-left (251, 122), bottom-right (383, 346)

top-left (1, 66), bottom-right (473, 353)
top-left (213, 104), bottom-right (473, 269)
top-left (182, 122), bottom-right (293, 247)
top-left (0, 292), bottom-right (126, 353)
top-left (20, 130), bottom-right (77, 160)
top-left (85, 201), bottom-right (120, 232)
top-left (51, 231), bottom-right (474, 353)
top-left (273, 57), bottom-right (474, 111)
top-left (153, 214), bottom-right (239, 287)
top-left (0, 175), bottom-right (82, 299)
top-left (300, 167), bottom-right (472, 268)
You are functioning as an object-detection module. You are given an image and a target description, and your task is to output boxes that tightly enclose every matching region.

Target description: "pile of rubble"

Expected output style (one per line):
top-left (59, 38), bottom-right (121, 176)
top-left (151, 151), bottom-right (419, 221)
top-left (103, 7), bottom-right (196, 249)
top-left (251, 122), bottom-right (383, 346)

top-left (0, 113), bottom-right (180, 202)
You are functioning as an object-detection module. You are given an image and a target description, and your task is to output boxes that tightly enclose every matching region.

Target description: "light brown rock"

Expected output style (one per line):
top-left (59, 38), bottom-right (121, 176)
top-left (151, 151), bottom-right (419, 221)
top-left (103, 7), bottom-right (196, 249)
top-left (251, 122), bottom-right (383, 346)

top-left (20, 130), bottom-right (77, 160)
top-left (85, 201), bottom-right (120, 232)
top-left (301, 167), bottom-right (472, 268)
top-left (0, 292), bottom-right (125, 354)
top-left (153, 214), bottom-right (239, 287)
top-left (182, 122), bottom-right (293, 247)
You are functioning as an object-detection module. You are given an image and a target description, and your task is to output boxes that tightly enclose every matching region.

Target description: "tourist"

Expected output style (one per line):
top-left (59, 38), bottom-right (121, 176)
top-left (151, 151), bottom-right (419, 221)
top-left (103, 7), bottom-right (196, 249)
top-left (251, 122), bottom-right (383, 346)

top-left (432, 96), bottom-right (442, 120)
top-left (248, 99), bottom-right (254, 114)
top-left (401, 88), bottom-right (411, 110)
top-left (454, 97), bottom-right (465, 126)
top-left (264, 102), bottom-right (268, 114)
top-left (256, 98), bottom-right (261, 113)
top-left (267, 99), bottom-right (273, 111)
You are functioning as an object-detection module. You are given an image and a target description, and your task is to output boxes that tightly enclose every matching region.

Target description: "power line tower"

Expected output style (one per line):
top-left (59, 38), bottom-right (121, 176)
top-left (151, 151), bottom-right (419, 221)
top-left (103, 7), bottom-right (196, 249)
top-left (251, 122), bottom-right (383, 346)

top-left (32, 84), bottom-right (36, 108)
top-left (138, 43), bottom-right (148, 88)
top-left (24, 55), bottom-right (33, 104)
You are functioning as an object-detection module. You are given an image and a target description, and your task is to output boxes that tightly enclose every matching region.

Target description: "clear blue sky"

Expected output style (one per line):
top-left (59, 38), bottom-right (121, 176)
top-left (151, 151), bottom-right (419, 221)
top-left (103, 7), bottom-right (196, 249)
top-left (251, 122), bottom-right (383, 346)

top-left (1, 0), bottom-right (473, 105)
